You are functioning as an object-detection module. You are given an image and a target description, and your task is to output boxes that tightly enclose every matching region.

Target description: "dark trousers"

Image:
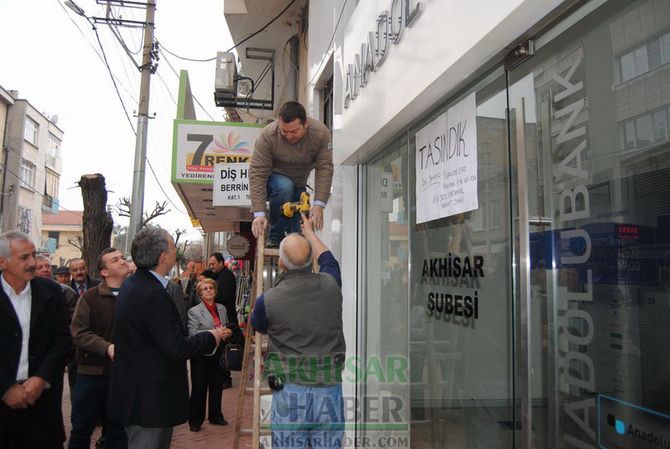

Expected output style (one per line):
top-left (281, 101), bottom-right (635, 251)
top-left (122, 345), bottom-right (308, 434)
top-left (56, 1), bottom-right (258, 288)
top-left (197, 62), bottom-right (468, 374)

top-left (189, 356), bottom-right (224, 427)
top-left (125, 426), bottom-right (172, 449)
top-left (68, 374), bottom-right (127, 449)
top-left (0, 399), bottom-right (59, 449)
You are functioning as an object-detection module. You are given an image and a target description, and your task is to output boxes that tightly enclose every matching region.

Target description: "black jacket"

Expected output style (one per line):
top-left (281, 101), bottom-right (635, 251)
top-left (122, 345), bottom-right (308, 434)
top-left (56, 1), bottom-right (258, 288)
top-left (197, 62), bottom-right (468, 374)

top-left (214, 267), bottom-right (237, 325)
top-left (108, 269), bottom-right (217, 427)
top-left (70, 276), bottom-right (101, 295)
top-left (0, 276), bottom-right (71, 445)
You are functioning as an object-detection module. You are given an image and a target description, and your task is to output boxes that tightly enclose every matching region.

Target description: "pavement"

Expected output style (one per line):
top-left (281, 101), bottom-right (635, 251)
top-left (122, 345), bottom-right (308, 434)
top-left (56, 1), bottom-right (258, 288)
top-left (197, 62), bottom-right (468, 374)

top-left (62, 369), bottom-right (255, 449)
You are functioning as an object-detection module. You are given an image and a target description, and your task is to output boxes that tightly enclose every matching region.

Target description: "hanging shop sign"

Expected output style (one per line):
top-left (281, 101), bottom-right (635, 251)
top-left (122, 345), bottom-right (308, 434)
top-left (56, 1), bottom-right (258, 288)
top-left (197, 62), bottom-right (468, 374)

top-left (227, 234), bottom-right (251, 259)
top-left (344, 0), bottom-right (422, 108)
top-left (415, 92), bottom-right (478, 224)
top-left (213, 163), bottom-right (251, 206)
top-left (172, 120), bottom-right (263, 184)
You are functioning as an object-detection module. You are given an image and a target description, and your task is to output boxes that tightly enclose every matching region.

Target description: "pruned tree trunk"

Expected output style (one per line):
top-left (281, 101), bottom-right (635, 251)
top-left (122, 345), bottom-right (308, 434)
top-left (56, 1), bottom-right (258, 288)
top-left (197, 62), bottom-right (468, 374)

top-left (78, 174), bottom-right (113, 279)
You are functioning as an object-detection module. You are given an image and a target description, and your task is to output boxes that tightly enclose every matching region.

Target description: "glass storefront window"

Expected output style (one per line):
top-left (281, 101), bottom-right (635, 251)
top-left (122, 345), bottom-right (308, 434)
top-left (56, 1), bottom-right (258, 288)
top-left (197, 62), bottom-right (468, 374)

top-left (361, 137), bottom-right (410, 448)
top-left (508, 1), bottom-right (670, 448)
top-left (407, 69), bottom-right (514, 449)
top-left (360, 2), bottom-right (670, 449)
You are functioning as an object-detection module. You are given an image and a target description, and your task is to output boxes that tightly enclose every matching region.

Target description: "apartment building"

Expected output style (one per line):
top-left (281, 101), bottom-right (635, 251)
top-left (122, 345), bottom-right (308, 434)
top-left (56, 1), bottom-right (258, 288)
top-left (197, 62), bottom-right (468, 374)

top-left (1, 88), bottom-right (64, 250)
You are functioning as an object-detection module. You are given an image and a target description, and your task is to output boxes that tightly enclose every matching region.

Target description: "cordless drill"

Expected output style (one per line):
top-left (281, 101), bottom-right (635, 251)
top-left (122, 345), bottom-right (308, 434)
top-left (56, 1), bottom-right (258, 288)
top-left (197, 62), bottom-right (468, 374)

top-left (281, 192), bottom-right (311, 218)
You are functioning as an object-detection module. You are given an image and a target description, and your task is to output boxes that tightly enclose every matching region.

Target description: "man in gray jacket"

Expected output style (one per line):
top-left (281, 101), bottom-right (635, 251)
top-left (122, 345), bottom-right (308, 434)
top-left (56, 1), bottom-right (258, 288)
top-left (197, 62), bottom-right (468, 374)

top-left (251, 214), bottom-right (345, 448)
top-left (69, 248), bottom-right (130, 449)
top-left (249, 101), bottom-right (333, 247)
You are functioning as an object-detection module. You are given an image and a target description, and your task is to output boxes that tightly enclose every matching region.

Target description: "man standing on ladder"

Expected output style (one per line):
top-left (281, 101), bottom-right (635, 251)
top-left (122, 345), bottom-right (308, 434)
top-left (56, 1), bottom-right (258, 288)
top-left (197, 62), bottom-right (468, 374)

top-left (251, 214), bottom-right (345, 448)
top-left (249, 101), bottom-right (333, 248)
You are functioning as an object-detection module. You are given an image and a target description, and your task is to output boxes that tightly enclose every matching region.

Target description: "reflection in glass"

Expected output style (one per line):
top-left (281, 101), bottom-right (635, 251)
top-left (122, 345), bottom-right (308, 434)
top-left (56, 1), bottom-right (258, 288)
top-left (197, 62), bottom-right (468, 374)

top-left (409, 72), bottom-right (513, 449)
top-left (363, 140), bottom-right (410, 448)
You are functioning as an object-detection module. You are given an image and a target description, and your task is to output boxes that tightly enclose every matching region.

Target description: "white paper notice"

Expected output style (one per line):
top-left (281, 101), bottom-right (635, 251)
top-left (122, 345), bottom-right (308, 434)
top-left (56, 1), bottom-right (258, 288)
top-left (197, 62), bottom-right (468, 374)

top-left (415, 92), bottom-right (478, 224)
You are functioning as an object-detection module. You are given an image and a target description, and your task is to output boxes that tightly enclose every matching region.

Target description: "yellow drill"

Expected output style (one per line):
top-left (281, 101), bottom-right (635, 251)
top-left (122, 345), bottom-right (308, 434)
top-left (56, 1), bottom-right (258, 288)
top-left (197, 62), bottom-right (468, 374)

top-left (281, 192), bottom-right (311, 218)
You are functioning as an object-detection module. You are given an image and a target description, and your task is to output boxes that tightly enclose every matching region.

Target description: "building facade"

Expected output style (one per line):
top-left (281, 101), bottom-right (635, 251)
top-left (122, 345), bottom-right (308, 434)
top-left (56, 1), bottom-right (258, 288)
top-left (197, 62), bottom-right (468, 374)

top-left (172, 1), bottom-right (670, 447)
top-left (1, 88), bottom-right (64, 248)
top-left (41, 210), bottom-right (84, 267)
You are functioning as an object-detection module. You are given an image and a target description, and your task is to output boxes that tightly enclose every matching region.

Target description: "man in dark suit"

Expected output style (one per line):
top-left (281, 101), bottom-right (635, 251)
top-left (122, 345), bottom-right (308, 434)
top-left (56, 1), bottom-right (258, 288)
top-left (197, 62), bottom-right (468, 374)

top-left (207, 253), bottom-right (237, 325)
top-left (68, 258), bottom-right (101, 297)
top-left (108, 227), bottom-right (228, 449)
top-left (208, 253), bottom-right (239, 388)
top-left (0, 230), bottom-right (71, 448)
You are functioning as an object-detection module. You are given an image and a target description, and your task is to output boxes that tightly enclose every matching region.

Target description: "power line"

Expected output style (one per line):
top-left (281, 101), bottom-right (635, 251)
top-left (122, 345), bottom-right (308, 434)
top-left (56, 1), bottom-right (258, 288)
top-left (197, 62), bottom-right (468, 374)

top-left (92, 24), bottom-right (138, 134)
top-left (159, 44), bottom-right (216, 62)
top-left (224, 0), bottom-right (298, 53)
top-left (155, 0), bottom-right (298, 63)
top-left (158, 48), bottom-right (216, 121)
top-left (307, 0), bottom-right (348, 87)
top-left (0, 161), bottom-right (83, 218)
top-left (56, 0), bottom-right (138, 102)
top-left (59, 1), bottom-right (187, 217)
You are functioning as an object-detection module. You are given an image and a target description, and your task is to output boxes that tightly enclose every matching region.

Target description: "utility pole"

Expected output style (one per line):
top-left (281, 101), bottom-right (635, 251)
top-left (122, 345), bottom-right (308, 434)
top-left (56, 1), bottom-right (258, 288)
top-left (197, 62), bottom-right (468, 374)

top-left (126, 0), bottom-right (157, 253)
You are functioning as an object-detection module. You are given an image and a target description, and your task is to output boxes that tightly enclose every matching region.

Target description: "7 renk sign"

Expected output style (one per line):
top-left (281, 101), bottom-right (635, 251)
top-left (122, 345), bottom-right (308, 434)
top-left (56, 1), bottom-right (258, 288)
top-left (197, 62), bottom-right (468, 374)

top-left (172, 120), bottom-right (263, 184)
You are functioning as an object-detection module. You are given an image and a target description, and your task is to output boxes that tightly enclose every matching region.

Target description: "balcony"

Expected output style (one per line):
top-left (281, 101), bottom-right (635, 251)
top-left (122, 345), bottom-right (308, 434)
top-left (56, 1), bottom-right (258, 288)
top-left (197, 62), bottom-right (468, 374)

top-left (42, 194), bottom-right (59, 212)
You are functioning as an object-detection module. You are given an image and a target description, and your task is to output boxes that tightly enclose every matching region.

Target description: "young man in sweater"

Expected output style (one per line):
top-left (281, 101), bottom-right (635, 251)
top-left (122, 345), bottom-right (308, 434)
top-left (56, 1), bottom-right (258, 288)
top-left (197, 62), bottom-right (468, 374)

top-left (68, 248), bottom-right (130, 449)
top-left (249, 101), bottom-right (333, 247)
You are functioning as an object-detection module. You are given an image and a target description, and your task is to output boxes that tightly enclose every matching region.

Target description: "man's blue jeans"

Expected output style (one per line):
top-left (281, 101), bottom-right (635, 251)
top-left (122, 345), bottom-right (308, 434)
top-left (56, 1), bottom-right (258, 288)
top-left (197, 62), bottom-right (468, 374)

top-left (271, 383), bottom-right (344, 449)
top-left (68, 374), bottom-right (127, 449)
top-left (267, 173), bottom-right (306, 244)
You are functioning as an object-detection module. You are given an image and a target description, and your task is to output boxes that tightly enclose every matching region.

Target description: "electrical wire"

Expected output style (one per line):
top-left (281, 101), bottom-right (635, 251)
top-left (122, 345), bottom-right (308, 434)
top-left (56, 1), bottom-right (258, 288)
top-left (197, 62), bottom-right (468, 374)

top-left (59, 0), bottom-right (188, 216)
top-left (307, 0), bottom-right (348, 87)
top-left (56, 0), bottom-right (137, 101)
top-left (155, 0), bottom-right (298, 63)
top-left (108, 6), bottom-right (143, 55)
top-left (0, 161), bottom-right (84, 218)
top-left (159, 44), bottom-right (216, 63)
top-left (158, 47), bottom-right (216, 121)
top-left (223, 0), bottom-right (298, 53)
top-left (92, 25), bottom-right (138, 134)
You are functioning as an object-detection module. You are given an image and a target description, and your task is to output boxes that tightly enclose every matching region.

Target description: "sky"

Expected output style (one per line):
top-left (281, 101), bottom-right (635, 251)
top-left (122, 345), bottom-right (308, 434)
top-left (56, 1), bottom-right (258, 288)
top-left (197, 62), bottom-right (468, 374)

top-left (0, 0), bottom-right (235, 241)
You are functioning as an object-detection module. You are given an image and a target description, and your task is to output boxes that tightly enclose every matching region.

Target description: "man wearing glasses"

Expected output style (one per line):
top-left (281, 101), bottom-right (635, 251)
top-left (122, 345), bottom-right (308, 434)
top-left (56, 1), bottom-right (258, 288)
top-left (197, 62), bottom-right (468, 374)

top-left (249, 101), bottom-right (333, 248)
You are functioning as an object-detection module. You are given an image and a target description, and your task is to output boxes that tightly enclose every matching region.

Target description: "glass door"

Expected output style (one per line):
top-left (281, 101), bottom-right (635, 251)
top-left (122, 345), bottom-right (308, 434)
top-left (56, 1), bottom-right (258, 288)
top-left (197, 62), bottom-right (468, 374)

top-left (508, 0), bottom-right (670, 448)
top-left (408, 68), bottom-right (515, 449)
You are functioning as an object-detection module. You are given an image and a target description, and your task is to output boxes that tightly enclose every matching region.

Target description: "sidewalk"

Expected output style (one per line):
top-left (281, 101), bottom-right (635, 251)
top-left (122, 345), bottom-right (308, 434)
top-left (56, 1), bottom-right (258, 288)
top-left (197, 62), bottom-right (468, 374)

top-left (62, 370), bottom-right (255, 449)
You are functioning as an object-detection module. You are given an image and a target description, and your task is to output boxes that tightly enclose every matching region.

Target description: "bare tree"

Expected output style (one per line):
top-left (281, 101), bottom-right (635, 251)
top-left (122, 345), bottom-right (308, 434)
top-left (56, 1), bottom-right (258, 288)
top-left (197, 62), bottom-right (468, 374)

top-left (67, 234), bottom-right (84, 253)
top-left (173, 228), bottom-right (189, 275)
top-left (183, 241), bottom-right (204, 263)
top-left (115, 196), bottom-right (170, 228)
top-left (78, 174), bottom-right (114, 278)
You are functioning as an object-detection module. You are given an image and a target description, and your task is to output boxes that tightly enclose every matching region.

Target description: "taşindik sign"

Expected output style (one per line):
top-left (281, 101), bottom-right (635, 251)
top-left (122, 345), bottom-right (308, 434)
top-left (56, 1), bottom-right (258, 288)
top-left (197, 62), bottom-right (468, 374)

top-left (415, 92), bottom-right (478, 224)
top-left (227, 234), bottom-right (250, 258)
top-left (172, 120), bottom-right (263, 184)
top-left (213, 163), bottom-right (250, 206)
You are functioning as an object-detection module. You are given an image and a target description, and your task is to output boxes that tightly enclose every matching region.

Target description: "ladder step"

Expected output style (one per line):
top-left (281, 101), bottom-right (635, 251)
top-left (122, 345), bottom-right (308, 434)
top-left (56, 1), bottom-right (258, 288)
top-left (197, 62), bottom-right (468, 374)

top-left (245, 387), bottom-right (272, 395)
top-left (264, 248), bottom-right (279, 257)
top-left (240, 427), bottom-right (272, 436)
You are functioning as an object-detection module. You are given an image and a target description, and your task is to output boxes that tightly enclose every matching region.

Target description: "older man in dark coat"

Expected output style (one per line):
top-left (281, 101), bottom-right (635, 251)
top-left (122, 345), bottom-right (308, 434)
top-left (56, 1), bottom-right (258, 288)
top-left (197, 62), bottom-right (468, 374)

top-left (0, 231), bottom-right (71, 448)
top-left (108, 227), bottom-right (228, 449)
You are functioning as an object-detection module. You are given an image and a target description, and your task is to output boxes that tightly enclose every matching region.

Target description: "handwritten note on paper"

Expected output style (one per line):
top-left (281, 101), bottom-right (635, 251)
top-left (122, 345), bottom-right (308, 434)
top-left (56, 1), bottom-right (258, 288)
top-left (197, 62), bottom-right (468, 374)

top-left (415, 92), bottom-right (478, 224)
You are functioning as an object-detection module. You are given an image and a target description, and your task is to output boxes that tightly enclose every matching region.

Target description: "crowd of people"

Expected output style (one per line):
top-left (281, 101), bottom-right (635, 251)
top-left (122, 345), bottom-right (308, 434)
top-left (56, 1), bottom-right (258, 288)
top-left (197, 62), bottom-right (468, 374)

top-left (0, 228), bottom-right (241, 449)
top-left (2, 101), bottom-right (345, 449)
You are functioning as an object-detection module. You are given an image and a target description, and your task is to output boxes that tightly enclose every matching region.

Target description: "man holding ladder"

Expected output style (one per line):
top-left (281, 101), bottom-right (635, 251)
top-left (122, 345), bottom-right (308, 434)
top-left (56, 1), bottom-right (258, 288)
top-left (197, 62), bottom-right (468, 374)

top-left (251, 214), bottom-right (345, 448)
